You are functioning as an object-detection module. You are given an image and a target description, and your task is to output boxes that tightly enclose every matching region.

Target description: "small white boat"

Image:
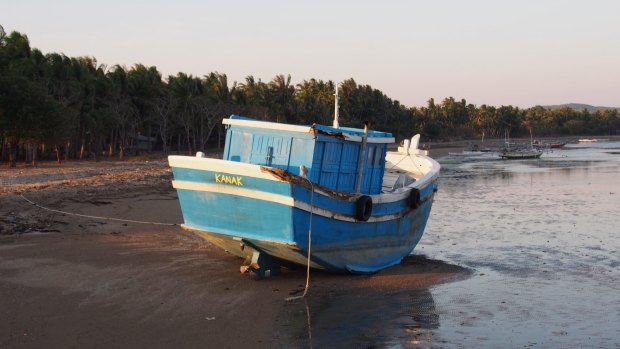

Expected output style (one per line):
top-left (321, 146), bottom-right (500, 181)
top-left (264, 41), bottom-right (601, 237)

top-left (578, 138), bottom-right (608, 143)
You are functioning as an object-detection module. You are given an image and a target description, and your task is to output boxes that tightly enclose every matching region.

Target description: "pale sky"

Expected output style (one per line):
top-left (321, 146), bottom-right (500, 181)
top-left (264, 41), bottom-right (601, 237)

top-left (3, 0), bottom-right (619, 108)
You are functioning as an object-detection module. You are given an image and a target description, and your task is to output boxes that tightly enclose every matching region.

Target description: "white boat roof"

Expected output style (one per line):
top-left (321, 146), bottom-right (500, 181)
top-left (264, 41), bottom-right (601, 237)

top-left (223, 117), bottom-right (395, 144)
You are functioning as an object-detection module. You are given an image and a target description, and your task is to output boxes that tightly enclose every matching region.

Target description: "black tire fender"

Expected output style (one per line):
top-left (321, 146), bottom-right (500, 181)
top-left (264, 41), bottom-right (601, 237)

top-left (408, 188), bottom-right (421, 209)
top-left (355, 195), bottom-right (373, 221)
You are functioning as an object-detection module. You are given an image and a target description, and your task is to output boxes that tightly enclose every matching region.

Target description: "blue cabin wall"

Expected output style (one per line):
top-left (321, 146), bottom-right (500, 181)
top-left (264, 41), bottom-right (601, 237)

top-left (223, 126), bottom-right (315, 176)
top-left (310, 138), bottom-right (357, 192)
top-left (310, 135), bottom-right (386, 194)
top-left (223, 121), bottom-right (388, 195)
top-left (365, 143), bottom-right (387, 194)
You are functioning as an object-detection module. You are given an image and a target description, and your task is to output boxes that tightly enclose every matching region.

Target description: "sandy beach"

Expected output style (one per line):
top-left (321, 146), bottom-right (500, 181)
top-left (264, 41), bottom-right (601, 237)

top-left (0, 157), bottom-right (468, 348)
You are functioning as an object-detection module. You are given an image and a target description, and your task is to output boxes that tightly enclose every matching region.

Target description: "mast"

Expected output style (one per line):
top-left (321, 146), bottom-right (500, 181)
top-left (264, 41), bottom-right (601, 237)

top-left (505, 130), bottom-right (510, 152)
top-left (333, 85), bottom-right (339, 128)
top-left (355, 122), bottom-right (369, 193)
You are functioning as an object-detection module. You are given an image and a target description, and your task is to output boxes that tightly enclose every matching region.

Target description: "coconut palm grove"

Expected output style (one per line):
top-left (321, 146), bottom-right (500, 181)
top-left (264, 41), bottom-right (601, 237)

top-left (1, 25), bottom-right (618, 166)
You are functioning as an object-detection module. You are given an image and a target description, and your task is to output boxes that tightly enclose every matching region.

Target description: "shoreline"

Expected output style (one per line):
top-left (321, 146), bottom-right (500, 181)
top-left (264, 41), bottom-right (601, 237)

top-left (2, 134), bottom-right (618, 169)
top-left (426, 134), bottom-right (620, 158)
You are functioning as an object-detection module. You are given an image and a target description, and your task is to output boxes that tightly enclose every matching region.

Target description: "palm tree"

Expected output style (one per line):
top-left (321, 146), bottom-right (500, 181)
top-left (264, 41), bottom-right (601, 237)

top-left (128, 64), bottom-right (163, 154)
top-left (169, 73), bottom-right (202, 154)
top-left (153, 86), bottom-right (175, 155)
top-left (105, 65), bottom-right (136, 160)
top-left (268, 74), bottom-right (295, 123)
top-left (295, 78), bottom-right (335, 125)
top-left (237, 75), bottom-right (269, 119)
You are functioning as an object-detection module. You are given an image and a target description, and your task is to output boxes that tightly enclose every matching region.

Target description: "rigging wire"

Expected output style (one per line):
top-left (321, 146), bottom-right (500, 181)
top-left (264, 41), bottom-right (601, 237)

top-left (286, 180), bottom-right (314, 301)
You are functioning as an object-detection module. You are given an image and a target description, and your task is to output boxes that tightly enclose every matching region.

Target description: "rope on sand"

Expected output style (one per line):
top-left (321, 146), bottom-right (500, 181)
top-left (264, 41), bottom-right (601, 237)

top-left (19, 193), bottom-right (178, 226)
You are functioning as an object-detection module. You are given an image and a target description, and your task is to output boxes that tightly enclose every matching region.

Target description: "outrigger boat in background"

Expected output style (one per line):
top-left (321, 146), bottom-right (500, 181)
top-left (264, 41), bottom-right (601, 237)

top-left (499, 149), bottom-right (543, 159)
top-left (499, 130), bottom-right (543, 160)
top-left (448, 134), bottom-right (495, 158)
top-left (448, 150), bottom-right (487, 158)
top-left (448, 146), bottom-right (495, 159)
top-left (532, 140), bottom-right (566, 149)
top-left (169, 111), bottom-right (440, 277)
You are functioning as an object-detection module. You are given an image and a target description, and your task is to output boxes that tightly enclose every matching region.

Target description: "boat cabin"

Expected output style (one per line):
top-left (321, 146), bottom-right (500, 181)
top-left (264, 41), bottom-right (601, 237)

top-left (222, 115), bottom-right (395, 195)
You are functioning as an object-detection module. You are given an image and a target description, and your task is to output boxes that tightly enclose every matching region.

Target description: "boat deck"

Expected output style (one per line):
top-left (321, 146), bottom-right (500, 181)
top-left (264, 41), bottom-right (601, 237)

top-left (381, 160), bottom-right (423, 193)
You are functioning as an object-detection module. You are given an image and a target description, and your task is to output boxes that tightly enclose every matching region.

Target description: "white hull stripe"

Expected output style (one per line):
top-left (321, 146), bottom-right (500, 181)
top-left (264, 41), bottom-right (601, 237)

top-left (172, 180), bottom-right (415, 223)
top-left (169, 156), bottom-right (287, 181)
top-left (172, 180), bottom-right (294, 206)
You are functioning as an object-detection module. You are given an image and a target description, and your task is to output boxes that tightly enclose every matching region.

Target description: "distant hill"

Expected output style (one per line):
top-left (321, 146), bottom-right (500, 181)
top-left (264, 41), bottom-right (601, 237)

top-left (543, 103), bottom-right (619, 112)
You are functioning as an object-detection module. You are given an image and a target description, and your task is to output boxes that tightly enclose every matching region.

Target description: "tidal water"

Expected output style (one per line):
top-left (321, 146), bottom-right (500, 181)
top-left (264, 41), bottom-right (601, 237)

top-left (280, 141), bottom-right (620, 348)
top-left (417, 141), bottom-right (620, 348)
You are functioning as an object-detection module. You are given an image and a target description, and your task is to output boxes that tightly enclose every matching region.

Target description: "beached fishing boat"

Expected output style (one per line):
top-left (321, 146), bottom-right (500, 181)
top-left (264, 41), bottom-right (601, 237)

top-left (168, 115), bottom-right (440, 277)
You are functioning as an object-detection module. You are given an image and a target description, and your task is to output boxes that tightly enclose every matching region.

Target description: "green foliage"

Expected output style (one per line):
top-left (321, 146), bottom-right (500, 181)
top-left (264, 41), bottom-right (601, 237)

top-left (0, 24), bottom-right (618, 164)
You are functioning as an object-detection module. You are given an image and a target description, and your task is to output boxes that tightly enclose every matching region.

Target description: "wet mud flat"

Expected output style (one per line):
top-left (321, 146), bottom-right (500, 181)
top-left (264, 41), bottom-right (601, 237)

top-left (0, 163), bottom-right (469, 349)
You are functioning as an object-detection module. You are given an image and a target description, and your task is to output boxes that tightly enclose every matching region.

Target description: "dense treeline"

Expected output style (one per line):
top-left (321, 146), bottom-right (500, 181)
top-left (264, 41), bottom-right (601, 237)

top-left (1, 25), bottom-right (618, 166)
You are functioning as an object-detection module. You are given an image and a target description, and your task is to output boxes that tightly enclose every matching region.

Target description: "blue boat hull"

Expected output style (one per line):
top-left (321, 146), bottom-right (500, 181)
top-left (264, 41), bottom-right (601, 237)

top-left (170, 158), bottom-right (438, 273)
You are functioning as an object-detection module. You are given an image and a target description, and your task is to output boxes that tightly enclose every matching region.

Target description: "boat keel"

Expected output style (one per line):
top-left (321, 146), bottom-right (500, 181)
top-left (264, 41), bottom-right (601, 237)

top-left (240, 250), bottom-right (282, 279)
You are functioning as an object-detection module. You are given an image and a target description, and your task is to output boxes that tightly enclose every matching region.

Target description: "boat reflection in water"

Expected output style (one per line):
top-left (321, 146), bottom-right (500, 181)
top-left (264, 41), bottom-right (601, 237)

top-left (273, 256), bottom-right (470, 348)
top-left (276, 287), bottom-right (438, 348)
